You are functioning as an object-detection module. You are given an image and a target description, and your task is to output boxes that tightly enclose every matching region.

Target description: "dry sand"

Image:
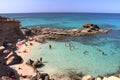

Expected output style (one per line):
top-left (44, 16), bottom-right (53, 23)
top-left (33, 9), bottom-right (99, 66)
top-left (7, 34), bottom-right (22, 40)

top-left (13, 40), bottom-right (36, 76)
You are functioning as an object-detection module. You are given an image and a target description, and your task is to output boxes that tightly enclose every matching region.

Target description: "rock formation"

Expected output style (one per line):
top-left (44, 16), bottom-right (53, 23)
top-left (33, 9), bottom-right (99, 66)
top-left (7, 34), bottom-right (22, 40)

top-left (0, 16), bottom-right (24, 46)
top-left (81, 24), bottom-right (108, 33)
top-left (26, 59), bottom-right (43, 68)
top-left (0, 16), bottom-right (112, 79)
top-left (24, 24), bottom-right (109, 42)
top-left (5, 52), bottom-right (22, 65)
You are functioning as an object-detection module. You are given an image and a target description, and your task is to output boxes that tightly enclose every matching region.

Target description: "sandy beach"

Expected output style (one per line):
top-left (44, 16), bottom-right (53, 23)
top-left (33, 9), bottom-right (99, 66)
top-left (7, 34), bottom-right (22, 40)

top-left (13, 40), bottom-right (36, 76)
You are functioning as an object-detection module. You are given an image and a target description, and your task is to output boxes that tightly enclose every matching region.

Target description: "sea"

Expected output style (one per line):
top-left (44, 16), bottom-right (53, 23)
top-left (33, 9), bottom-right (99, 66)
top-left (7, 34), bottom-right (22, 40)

top-left (1, 13), bottom-right (120, 76)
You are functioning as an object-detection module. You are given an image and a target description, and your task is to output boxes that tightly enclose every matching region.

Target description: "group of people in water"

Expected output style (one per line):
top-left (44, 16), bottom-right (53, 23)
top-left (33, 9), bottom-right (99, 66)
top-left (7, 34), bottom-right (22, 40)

top-left (48, 42), bottom-right (107, 56)
top-left (65, 42), bottom-right (76, 50)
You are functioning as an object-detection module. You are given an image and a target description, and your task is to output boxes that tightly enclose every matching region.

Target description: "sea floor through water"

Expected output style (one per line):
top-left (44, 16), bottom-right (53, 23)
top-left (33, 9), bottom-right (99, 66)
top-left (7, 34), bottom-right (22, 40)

top-left (26, 32), bottom-right (120, 76)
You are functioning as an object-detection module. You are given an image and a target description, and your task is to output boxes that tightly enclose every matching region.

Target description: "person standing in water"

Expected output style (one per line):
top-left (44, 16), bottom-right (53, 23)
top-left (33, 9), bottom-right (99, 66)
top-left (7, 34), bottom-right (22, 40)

top-left (83, 50), bottom-right (88, 55)
top-left (49, 44), bottom-right (52, 49)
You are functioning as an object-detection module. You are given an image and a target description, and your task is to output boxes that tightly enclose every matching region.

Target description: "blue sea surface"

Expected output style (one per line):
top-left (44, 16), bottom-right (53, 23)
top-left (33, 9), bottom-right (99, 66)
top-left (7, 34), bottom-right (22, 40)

top-left (1, 13), bottom-right (120, 29)
top-left (1, 13), bottom-right (120, 76)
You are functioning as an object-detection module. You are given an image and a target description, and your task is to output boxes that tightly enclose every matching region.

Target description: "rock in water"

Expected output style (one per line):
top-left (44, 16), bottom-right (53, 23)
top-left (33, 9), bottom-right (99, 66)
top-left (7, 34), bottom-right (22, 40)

top-left (83, 24), bottom-right (100, 29)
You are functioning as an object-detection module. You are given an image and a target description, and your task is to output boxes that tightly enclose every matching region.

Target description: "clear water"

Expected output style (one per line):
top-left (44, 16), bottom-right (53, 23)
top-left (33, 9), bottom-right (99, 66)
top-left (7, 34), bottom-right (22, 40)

top-left (1, 13), bottom-right (120, 30)
top-left (1, 13), bottom-right (120, 76)
top-left (28, 31), bottom-right (120, 76)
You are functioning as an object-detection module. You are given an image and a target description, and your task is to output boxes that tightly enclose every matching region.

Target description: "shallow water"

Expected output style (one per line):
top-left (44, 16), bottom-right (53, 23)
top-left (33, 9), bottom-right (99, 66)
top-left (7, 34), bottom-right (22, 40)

top-left (26, 30), bottom-right (120, 76)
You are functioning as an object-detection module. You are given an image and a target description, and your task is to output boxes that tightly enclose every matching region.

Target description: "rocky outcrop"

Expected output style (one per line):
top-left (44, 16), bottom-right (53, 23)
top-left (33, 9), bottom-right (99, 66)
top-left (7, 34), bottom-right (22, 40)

top-left (5, 52), bottom-right (22, 65)
top-left (81, 24), bottom-right (108, 34)
top-left (83, 24), bottom-right (100, 29)
top-left (26, 59), bottom-right (43, 68)
top-left (24, 24), bottom-right (109, 42)
top-left (0, 16), bottom-right (25, 46)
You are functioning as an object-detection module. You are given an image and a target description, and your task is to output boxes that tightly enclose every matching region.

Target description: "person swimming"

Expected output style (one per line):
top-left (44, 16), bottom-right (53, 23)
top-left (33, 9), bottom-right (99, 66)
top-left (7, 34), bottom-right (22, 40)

top-left (96, 48), bottom-right (107, 55)
top-left (102, 52), bottom-right (107, 55)
top-left (83, 50), bottom-right (88, 55)
top-left (96, 48), bottom-right (102, 52)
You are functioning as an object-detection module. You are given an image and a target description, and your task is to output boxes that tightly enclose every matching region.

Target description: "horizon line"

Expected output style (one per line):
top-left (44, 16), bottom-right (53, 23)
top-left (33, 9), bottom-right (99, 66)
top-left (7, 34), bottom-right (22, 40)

top-left (0, 12), bottom-right (120, 14)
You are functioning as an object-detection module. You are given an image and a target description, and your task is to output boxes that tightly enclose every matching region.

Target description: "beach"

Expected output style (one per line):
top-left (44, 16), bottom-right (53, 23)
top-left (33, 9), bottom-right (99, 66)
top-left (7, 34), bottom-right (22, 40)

top-left (11, 39), bottom-right (120, 80)
top-left (12, 40), bottom-right (36, 76)
top-left (0, 13), bottom-right (120, 80)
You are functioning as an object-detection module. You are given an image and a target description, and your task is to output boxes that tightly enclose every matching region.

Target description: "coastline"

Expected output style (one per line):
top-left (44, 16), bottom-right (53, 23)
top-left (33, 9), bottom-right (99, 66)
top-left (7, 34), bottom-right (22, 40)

top-left (0, 16), bottom-right (119, 80)
top-left (0, 30), bottom-right (120, 80)
top-left (13, 39), bottom-right (120, 80)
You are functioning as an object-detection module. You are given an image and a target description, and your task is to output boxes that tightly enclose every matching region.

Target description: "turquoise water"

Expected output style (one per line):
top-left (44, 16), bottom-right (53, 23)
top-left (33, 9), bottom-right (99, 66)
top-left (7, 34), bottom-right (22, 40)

top-left (28, 31), bottom-right (120, 76)
top-left (1, 13), bottom-right (120, 76)
top-left (1, 13), bottom-right (120, 29)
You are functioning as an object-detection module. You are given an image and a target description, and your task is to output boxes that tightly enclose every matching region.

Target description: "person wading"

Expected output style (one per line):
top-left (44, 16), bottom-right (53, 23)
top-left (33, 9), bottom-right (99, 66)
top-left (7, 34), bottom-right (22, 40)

top-left (49, 44), bottom-right (52, 49)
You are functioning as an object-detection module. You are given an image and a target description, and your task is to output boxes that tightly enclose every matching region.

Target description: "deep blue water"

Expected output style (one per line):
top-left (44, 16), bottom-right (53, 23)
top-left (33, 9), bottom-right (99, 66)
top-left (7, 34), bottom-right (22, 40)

top-left (1, 13), bottom-right (120, 76)
top-left (1, 13), bottom-right (120, 29)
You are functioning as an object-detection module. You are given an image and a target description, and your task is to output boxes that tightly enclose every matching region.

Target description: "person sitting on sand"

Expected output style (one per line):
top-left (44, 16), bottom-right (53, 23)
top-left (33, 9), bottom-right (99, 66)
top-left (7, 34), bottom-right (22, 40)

top-left (23, 49), bottom-right (27, 53)
top-left (18, 67), bottom-right (23, 70)
top-left (30, 42), bottom-right (33, 46)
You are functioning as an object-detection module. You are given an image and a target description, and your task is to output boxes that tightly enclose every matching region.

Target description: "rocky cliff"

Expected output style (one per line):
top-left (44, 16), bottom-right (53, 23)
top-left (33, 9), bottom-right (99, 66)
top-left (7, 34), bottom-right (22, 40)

top-left (0, 16), bottom-right (24, 46)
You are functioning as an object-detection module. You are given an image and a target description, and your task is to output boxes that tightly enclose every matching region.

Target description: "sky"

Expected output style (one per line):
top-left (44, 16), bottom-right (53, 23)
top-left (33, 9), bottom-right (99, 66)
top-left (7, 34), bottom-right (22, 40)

top-left (0, 0), bottom-right (120, 13)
